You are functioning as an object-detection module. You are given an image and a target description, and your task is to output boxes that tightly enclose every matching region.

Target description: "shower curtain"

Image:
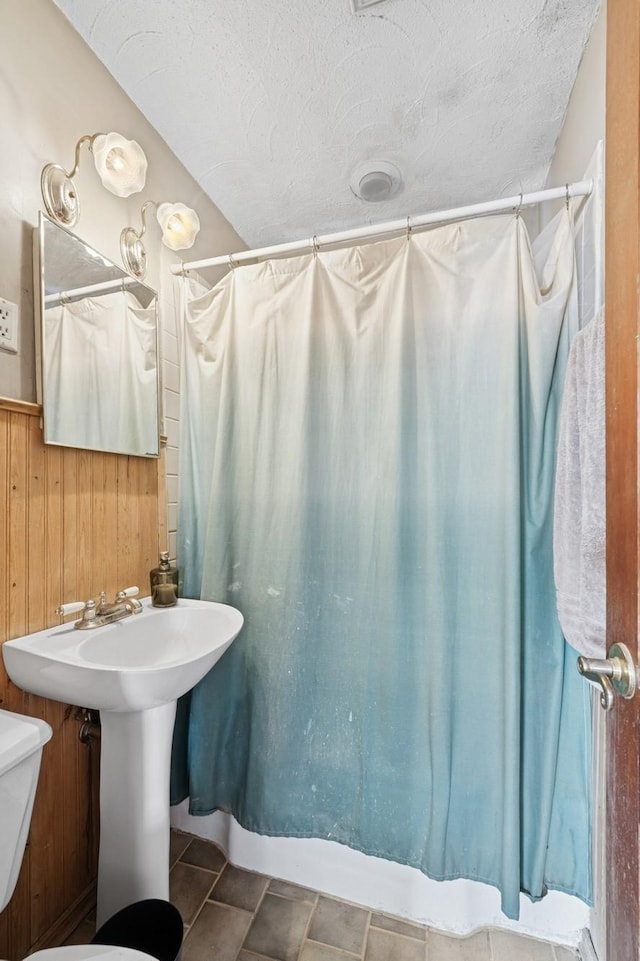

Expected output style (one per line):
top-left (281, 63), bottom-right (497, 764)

top-left (172, 209), bottom-right (591, 920)
top-left (44, 291), bottom-right (158, 453)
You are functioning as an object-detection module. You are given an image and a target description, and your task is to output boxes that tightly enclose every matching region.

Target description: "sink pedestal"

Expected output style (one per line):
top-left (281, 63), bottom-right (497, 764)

top-left (97, 701), bottom-right (177, 926)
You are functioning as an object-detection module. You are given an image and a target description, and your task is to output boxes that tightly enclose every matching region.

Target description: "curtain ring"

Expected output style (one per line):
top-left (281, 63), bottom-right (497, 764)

top-left (565, 183), bottom-right (570, 210)
top-left (311, 235), bottom-right (320, 257)
top-left (515, 192), bottom-right (523, 219)
top-left (228, 254), bottom-right (238, 270)
top-left (180, 262), bottom-right (189, 277)
top-left (406, 216), bottom-right (412, 241)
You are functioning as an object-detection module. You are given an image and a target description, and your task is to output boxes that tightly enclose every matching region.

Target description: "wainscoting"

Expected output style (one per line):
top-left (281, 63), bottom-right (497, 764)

top-left (0, 399), bottom-right (164, 960)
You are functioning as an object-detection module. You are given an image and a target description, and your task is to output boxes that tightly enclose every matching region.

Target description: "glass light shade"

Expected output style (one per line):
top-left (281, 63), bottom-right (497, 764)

top-left (156, 202), bottom-right (201, 251)
top-left (92, 132), bottom-right (148, 198)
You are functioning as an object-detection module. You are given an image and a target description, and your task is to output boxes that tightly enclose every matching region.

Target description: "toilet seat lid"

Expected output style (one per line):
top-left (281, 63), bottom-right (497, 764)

top-left (26, 944), bottom-right (157, 961)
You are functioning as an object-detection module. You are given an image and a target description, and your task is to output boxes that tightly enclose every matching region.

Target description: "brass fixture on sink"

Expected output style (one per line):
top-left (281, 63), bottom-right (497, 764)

top-left (55, 586), bottom-right (143, 629)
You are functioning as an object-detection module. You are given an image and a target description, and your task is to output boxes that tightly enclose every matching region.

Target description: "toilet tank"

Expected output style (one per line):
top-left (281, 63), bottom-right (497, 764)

top-left (0, 707), bottom-right (52, 913)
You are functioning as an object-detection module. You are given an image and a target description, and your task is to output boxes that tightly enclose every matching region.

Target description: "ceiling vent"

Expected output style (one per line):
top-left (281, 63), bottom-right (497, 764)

top-left (351, 0), bottom-right (393, 11)
top-left (350, 161), bottom-right (402, 202)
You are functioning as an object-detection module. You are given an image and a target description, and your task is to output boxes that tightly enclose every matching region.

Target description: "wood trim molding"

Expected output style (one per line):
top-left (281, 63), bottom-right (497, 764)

top-left (604, 1), bottom-right (640, 959)
top-left (0, 396), bottom-right (42, 417)
top-left (28, 884), bottom-right (96, 954)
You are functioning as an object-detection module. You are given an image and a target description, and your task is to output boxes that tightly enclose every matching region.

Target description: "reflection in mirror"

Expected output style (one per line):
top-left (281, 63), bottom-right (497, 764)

top-left (36, 213), bottom-right (160, 457)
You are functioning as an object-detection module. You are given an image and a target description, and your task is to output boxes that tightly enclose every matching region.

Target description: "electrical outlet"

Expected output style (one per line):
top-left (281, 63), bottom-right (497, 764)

top-left (0, 296), bottom-right (19, 354)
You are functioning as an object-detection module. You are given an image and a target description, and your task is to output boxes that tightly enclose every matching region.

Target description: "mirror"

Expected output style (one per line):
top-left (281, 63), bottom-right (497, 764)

top-left (35, 212), bottom-right (160, 457)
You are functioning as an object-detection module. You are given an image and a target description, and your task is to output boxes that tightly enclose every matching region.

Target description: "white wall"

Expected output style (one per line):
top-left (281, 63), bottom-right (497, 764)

top-left (0, 0), bottom-right (245, 557)
top-left (543, 2), bottom-right (605, 218)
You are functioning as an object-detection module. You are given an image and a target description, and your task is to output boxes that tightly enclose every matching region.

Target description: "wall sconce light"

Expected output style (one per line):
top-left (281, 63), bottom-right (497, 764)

top-left (41, 132), bottom-right (148, 227)
top-left (121, 201), bottom-right (201, 279)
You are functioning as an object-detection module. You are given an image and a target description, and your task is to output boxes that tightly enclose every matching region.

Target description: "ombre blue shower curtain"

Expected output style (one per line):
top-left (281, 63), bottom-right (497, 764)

top-left (171, 210), bottom-right (591, 919)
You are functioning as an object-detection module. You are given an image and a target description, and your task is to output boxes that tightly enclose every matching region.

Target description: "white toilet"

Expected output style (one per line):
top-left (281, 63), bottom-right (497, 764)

top-left (0, 707), bottom-right (158, 961)
top-left (0, 707), bottom-right (52, 917)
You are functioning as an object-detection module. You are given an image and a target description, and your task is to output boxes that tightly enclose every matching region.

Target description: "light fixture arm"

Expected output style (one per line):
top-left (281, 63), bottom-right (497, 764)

top-left (66, 133), bottom-right (105, 180)
top-left (119, 202), bottom-right (159, 280)
top-left (136, 200), bottom-right (161, 242)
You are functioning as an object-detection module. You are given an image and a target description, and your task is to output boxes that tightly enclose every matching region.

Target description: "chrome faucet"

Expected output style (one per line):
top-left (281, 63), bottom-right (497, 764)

top-left (55, 587), bottom-right (143, 630)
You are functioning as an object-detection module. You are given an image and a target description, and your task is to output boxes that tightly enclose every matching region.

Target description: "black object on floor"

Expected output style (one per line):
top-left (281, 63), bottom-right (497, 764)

top-left (91, 899), bottom-right (183, 961)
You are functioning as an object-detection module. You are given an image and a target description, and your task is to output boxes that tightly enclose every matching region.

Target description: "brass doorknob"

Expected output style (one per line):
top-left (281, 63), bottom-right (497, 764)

top-left (577, 642), bottom-right (637, 711)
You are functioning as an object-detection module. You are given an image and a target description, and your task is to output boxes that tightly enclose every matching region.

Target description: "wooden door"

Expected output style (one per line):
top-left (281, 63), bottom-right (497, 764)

top-left (605, 1), bottom-right (640, 959)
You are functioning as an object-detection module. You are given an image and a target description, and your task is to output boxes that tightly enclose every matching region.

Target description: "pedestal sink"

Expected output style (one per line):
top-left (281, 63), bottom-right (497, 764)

top-left (2, 597), bottom-right (243, 926)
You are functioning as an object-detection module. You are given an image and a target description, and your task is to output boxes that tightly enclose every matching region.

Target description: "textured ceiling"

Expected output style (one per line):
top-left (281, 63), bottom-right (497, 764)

top-left (53, 0), bottom-right (599, 250)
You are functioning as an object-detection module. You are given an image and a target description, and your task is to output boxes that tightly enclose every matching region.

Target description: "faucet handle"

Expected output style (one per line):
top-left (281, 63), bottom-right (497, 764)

top-left (55, 599), bottom-right (97, 626)
top-left (116, 586), bottom-right (139, 600)
top-left (55, 600), bottom-right (88, 617)
top-left (117, 585), bottom-right (143, 615)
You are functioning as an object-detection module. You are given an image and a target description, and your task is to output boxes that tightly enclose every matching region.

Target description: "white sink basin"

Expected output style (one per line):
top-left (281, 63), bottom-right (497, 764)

top-left (2, 597), bottom-right (242, 712)
top-left (1, 595), bottom-right (242, 927)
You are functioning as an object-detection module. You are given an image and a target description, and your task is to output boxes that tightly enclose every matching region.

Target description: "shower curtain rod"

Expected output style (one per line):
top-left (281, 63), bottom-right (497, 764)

top-left (43, 276), bottom-right (142, 306)
top-left (171, 179), bottom-right (593, 274)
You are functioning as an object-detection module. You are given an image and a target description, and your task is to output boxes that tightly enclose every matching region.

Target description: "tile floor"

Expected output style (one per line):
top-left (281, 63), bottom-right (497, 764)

top-left (66, 830), bottom-right (580, 961)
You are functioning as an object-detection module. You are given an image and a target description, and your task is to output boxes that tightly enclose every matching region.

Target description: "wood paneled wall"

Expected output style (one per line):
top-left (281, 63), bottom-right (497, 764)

top-left (0, 400), bottom-right (163, 960)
